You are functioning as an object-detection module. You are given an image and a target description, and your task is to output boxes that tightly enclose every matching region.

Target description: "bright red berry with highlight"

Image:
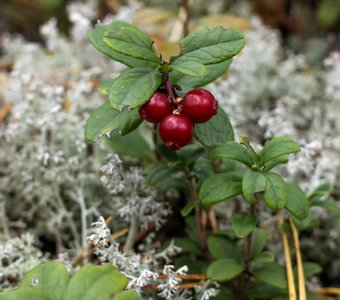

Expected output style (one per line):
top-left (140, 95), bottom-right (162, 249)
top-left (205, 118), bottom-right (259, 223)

top-left (138, 92), bottom-right (172, 123)
top-left (159, 114), bottom-right (193, 151)
top-left (182, 89), bottom-right (218, 123)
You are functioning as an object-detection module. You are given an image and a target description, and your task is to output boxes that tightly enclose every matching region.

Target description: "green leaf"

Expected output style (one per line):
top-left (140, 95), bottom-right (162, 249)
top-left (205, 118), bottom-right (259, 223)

top-left (0, 288), bottom-right (52, 300)
top-left (195, 106), bottom-right (234, 147)
top-left (208, 141), bottom-right (253, 167)
top-left (251, 228), bottom-right (268, 256)
top-left (200, 173), bottom-right (242, 205)
top-left (177, 145), bottom-right (207, 168)
top-left (109, 68), bottom-right (162, 110)
top-left (253, 263), bottom-right (288, 289)
top-left (316, 0), bottom-right (340, 28)
top-left (293, 262), bottom-right (322, 277)
top-left (62, 264), bottom-right (128, 300)
top-left (88, 21), bottom-right (156, 68)
top-left (171, 27), bottom-right (245, 65)
top-left (208, 235), bottom-right (244, 263)
top-left (262, 173), bottom-right (288, 210)
top-left (293, 216), bottom-right (319, 231)
top-left (231, 212), bottom-right (257, 238)
top-left (207, 258), bottom-right (244, 282)
top-left (252, 251), bottom-right (275, 263)
top-left (208, 286), bottom-right (234, 300)
top-left (171, 59), bottom-right (207, 77)
top-left (114, 290), bottom-right (140, 300)
top-left (285, 182), bottom-right (309, 220)
top-left (175, 238), bottom-right (201, 255)
top-left (309, 183), bottom-right (333, 201)
top-left (260, 137), bottom-right (300, 163)
top-left (242, 170), bottom-right (266, 204)
top-left (246, 281), bottom-right (287, 299)
top-left (105, 130), bottom-right (153, 159)
top-left (98, 79), bottom-right (114, 95)
top-left (311, 198), bottom-right (340, 217)
top-left (85, 102), bottom-right (142, 142)
top-left (103, 27), bottom-right (160, 64)
top-left (20, 262), bottom-right (69, 300)
top-left (170, 59), bottom-right (232, 92)
top-left (263, 155), bottom-right (289, 172)
top-left (181, 200), bottom-right (198, 217)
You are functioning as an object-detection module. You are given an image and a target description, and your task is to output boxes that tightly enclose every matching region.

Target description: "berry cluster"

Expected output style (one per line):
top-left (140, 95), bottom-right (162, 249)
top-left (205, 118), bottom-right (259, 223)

top-left (139, 89), bottom-right (218, 151)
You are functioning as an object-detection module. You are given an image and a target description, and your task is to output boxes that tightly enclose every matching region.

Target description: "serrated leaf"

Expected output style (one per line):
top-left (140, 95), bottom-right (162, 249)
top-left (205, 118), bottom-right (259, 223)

top-left (20, 262), bottom-right (69, 300)
top-left (170, 59), bottom-right (232, 92)
top-left (207, 258), bottom-right (244, 282)
top-left (260, 137), bottom-right (301, 163)
top-left (231, 212), bottom-right (257, 238)
top-left (262, 173), bottom-right (288, 210)
top-left (62, 264), bottom-right (128, 300)
top-left (253, 263), bottom-right (288, 289)
top-left (200, 173), bottom-right (242, 205)
top-left (88, 21), bottom-right (156, 68)
top-left (103, 27), bottom-right (160, 64)
top-left (171, 59), bottom-right (207, 77)
top-left (0, 288), bottom-right (52, 300)
top-left (208, 235), bottom-right (244, 263)
top-left (285, 182), bottom-right (309, 220)
top-left (252, 251), bottom-right (275, 263)
top-left (208, 142), bottom-right (253, 167)
top-left (195, 106), bottom-right (234, 147)
top-left (114, 290), bottom-right (140, 300)
top-left (109, 68), bottom-right (162, 110)
top-left (85, 102), bottom-right (142, 142)
top-left (171, 27), bottom-right (245, 65)
top-left (105, 130), bottom-right (153, 159)
top-left (242, 170), bottom-right (266, 204)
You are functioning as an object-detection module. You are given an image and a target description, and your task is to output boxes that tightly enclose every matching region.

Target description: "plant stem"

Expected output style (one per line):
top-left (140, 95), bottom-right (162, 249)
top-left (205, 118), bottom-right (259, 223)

top-left (124, 215), bottom-right (139, 254)
top-left (163, 73), bottom-right (177, 106)
top-left (245, 204), bottom-right (256, 273)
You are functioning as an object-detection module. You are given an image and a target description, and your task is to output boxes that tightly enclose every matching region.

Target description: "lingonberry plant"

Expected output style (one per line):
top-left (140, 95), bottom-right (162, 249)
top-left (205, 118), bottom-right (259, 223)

top-left (2, 19), bottom-right (330, 300)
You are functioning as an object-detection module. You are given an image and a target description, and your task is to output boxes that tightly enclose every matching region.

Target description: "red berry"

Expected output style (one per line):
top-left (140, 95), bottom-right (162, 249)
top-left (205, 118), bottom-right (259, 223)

top-left (159, 114), bottom-right (193, 151)
top-left (182, 89), bottom-right (218, 123)
top-left (138, 92), bottom-right (172, 123)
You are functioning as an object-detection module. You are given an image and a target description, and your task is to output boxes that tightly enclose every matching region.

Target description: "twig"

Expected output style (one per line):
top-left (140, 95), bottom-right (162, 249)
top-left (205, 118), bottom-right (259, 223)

top-left (169, 0), bottom-right (191, 42)
top-left (158, 274), bottom-right (207, 280)
top-left (290, 218), bottom-right (307, 300)
top-left (208, 208), bottom-right (218, 233)
top-left (0, 102), bottom-right (11, 123)
top-left (315, 288), bottom-right (340, 295)
top-left (144, 281), bottom-right (206, 290)
top-left (278, 215), bottom-right (297, 300)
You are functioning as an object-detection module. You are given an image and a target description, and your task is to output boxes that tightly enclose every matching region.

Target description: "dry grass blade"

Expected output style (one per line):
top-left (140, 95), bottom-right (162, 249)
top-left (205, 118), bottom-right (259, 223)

top-left (0, 102), bottom-right (11, 123)
top-left (290, 218), bottom-right (307, 300)
top-left (278, 215), bottom-right (297, 300)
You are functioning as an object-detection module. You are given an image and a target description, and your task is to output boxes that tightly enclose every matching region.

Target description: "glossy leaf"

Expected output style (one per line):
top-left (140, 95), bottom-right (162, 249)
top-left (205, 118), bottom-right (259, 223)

top-left (195, 106), bottom-right (234, 147)
top-left (62, 264), bottom-right (128, 300)
top-left (262, 173), bottom-right (288, 210)
top-left (171, 27), bottom-right (245, 65)
top-left (263, 155), bottom-right (288, 171)
top-left (171, 59), bottom-right (207, 77)
top-left (246, 282), bottom-right (287, 299)
top-left (208, 142), bottom-right (253, 167)
top-left (103, 27), bottom-right (160, 64)
top-left (105, 130), bottom-right (153, 159)
top-left (98, 79), bottom-right (114, 95)
top-left (181, 201), bottom-right (198, 217)
top-left (260, 136), bottom-right (300, 163)
top-left (231, 212), bottom-right (257, 238)
top-left (207, 258), bottom-right (244, 282)
top-left (242, 170), bottom-right (266, 204)
top-left (200, 173), bottom-right (242, 205)
top-left (170, 59), bottom-right (232, 92)
top-left (109, 68), bottom-right (162, 110)
top-left (88, 21), bottom-right (156, 68)
top-left (285, 182), bottom-right (309, 220)
top-left (251, 228), bottom-right (268, 256)
top-left (294, 262), bottom-right (322, 277)
top-left (85, 102), bottom-right (142, 142)
top-left (20, 262), bottom-right (69, 300)
top-left (311, 198), bottom-right (340, 217)
top-left (309, 183), bottom-right (333, 201)
top-left (253, 263), bottom-right (288, 289)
